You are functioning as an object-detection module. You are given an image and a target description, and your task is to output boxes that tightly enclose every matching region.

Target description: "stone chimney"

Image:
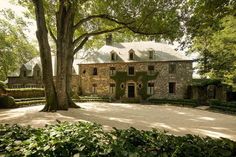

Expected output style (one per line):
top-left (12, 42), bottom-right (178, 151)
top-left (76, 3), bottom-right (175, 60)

top-left (105, 33), bottom-right (112, 45)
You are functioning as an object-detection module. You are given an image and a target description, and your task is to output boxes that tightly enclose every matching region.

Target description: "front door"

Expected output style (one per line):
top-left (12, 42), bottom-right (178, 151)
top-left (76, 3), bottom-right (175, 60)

top-left (128, 83), bottom-right (135, 98)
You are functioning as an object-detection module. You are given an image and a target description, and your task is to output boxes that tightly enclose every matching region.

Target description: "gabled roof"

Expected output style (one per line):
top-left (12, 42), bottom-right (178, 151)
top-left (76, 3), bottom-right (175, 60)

top-left (8, 54), bottom-right (84, 77)
top-left (80, 41), bottom-right (191, 64)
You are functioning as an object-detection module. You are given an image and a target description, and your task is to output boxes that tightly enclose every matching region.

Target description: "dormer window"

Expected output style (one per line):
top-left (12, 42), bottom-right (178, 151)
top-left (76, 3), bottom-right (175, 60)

top-left (23, 71), bottom-right (27, 77)
top-left (37, 70), bottom-right (40, 77)
top-left (149, 50), bottom-right (154, 59)
top-left (111, 52), bottom-right (116, 61)
top-left (129, 49), bottom-right (135, 60)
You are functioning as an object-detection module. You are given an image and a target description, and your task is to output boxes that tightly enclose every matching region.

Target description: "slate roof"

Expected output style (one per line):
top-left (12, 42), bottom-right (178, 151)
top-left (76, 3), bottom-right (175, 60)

top-left (8, 55), bottom-right (84, 77)
top-left (80, 41), bottom-right (191, 64)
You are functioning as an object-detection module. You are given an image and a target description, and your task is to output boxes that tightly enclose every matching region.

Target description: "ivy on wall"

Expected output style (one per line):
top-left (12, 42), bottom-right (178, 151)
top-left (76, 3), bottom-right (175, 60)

top-left (110, 71), bottom-right (158, 99)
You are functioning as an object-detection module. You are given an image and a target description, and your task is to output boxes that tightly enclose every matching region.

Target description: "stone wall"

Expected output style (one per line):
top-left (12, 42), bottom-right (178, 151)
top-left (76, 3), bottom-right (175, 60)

top-left (79, 61), bottom-right (192, 99)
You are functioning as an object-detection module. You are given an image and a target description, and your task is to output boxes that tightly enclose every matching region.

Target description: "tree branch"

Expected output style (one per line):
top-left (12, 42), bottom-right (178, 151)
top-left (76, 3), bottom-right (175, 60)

top-left (73, 26), bottom-right (125, 47)
top-left (48, 26), bottom-right (57, 43)
top-left (73, 14), bottom-right (134, 31)
top-left (73, 36), bottom-right (88, 54)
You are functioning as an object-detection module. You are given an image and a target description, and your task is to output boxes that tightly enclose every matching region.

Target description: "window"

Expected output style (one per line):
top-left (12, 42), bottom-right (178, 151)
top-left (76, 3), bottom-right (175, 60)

top-left (148, 65), bottom-right (155, 75)
top-left (169, 63), bottom-right (176, 74)
top-left (111, 53), bottom-right (116, 61)
top-left (37, 70), bottom-right (40, 77)
top-left (128, 66), bottom-right (135, 75)
top-left (23, 71), bottom-right (27, 77)
top-left (110, 67), bottom-right (116, 76)
top-left (129, 52), bottom-right (134, 60)
top-left (149, 51), bottom-right (154, 59)
top-left (169, 82), bottom-right (176, 94)
top-left (120, 83), bottom-right (125, 89)
top-left (109, 83), bottom-right (116, 94)
top-left (147, 83), bottom-right (154, 95)
top-left (93, 68), bottom-right (97, 75)
top-left (92, 84), bottom-right (97, 93)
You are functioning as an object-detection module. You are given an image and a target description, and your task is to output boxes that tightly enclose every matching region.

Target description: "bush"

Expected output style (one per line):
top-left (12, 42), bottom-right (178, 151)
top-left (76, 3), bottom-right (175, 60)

top-left (148, 99), bottom-right (198, 107)
top-left (0, 96), bottom-right (16, 108)
top-left (209, 99), bottom-right (236, 113)
top-left (0, 122), bottom-right (236, 157)
top-left (6, 88), bottom-right (45, 99)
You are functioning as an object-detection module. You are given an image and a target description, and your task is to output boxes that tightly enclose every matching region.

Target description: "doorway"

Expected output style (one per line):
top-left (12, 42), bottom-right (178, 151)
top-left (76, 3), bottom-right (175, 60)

top-left (128, 83), bottom-right (135, 98)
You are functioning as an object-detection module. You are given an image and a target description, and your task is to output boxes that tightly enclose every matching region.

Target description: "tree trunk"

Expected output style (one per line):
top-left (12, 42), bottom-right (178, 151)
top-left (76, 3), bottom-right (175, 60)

top-left (32, 0), bottom-right (58, 112)
top-left (67, 52), bottom-right (80, 108)
top-left (55, 0), bottom-right (78, 110)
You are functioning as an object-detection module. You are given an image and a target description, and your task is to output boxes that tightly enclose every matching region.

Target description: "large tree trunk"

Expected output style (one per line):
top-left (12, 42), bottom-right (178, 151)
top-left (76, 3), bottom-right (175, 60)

top-left (32, 0), bottom-right (58, 112)
top-left (55, 0), bottom-right (78, 110)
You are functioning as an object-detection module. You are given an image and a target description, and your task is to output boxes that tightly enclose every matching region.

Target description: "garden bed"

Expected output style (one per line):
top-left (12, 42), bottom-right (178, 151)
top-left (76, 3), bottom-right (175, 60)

top-left (0, 121), bottom-right (235, 157)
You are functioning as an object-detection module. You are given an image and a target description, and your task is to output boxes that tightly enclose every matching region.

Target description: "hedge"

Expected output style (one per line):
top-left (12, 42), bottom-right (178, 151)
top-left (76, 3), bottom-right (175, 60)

top-left (77, 96), bottom-right (111, 102)
top-left (6, 88), bottom-right (45, 99)
top-left (148, 99), bottom-right (198, 107)
top-left (0, 121), bottom-right (236, 157)
top-left (209, 99), bottom-right (236, 113)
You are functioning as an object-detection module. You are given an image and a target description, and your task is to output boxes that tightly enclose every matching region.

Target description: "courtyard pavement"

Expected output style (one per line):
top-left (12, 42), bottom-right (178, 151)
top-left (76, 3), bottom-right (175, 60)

top-left (0, 102), bottom-right (236, 141)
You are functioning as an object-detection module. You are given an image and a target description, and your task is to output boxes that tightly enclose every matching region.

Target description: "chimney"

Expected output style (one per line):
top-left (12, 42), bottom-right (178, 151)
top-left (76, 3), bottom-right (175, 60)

top-left (105, 33), bottom-right (112, 45)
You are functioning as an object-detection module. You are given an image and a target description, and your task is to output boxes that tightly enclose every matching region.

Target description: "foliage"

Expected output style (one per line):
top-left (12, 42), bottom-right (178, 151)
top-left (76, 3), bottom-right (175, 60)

top-left (0, 96), bottom-right (16, 108)
top-left (77, 96), bottom-right (111, 102)
top-left (0, 9), bottom-right (38, 81)
top-left (191, 79), bottom-right (222, 87)
top-left (185, 0), bottom-right (236, 86)
top-left (148, 99), bottom-right (198, 107)
top-left (110, 71), bottom-right (158, 99)
top-left (209, 99), bottom-right (236, 113)
top-left (1, 121), bottom-right (236, 157)
top-left (6, 88), bottom-right (45, 99)
top-left (0, 81), bottom-right (6, 89)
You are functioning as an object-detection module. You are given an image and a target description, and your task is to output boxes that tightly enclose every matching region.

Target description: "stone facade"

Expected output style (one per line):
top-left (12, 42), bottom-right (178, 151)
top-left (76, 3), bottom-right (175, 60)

top-left (8, 64), bottom-right (43, 88)
top-left (79, 61), bottom-right (192, 100)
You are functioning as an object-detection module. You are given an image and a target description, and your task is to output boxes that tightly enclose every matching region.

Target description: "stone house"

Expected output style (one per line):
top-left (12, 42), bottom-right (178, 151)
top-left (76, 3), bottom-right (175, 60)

top-left (7, 55), bottom-right (81, 92)
top-left (78, 41), bottom-right (193, 100)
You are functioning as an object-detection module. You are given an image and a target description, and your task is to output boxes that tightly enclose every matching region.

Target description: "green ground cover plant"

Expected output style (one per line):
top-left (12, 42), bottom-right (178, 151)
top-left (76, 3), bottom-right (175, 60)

top-left (0, 121), bottom-right (235, 157)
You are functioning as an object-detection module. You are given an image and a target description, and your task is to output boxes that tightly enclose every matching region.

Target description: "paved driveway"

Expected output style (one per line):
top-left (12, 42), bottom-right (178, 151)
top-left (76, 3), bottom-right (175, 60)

top-left (0, 102), bottom-right (236, 141)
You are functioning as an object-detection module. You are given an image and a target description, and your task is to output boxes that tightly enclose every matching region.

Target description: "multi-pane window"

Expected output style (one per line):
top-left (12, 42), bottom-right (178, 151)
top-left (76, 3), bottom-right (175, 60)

top-left (92, 84), bottom-right (97, 93)
top-left (148, 65), bottom-right (155, 75)
top-left (169, 63), bottom-right (176, 74)
top-left (147, 83), bottom-right (154, 95)
top-left (128, 66), bottom-right (135, 75)
top-left (93, 67), bottom-right (97, 75)
top-left (110, 67), bottom-right (116, 76)
top-left (149, 51), bottom-right (154, 59)
top-left (111, 53), bottom-right (116, 61)
top-left (169, 82), bottom-right (176, 94)
top-left (109, 83), bottom-right (116, 94)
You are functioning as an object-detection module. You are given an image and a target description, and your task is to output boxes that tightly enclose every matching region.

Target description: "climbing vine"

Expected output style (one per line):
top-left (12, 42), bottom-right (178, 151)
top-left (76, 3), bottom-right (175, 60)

top-left (110, 71), bottom-right (158, 99)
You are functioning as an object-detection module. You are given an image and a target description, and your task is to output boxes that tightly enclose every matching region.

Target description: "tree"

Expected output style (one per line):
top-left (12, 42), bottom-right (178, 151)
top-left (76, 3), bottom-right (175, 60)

top-left (185, 0), bottom-right (236, 87)
top-left (0, 9), bottom-right (38, 81)
top-left (18, 0), bottom-right (186, 111)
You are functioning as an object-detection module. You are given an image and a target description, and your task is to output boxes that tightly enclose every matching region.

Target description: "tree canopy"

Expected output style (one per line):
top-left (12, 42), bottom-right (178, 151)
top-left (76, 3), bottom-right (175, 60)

top-left (0, 9), bottom-right (38, 81)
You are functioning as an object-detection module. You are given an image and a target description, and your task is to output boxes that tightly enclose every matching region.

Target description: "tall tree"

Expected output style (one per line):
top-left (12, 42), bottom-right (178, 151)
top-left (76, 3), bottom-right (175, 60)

top-left (185, 0), bottom-right (236, 79)
top-left (19, 0), bottom-right (186, 111)
top-left (0, 9), bottom-right (38, 81)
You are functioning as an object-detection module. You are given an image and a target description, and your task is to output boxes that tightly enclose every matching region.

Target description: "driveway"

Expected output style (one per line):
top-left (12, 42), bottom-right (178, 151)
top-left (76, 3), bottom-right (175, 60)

top-left (0, 102), bottom-right (236, 141)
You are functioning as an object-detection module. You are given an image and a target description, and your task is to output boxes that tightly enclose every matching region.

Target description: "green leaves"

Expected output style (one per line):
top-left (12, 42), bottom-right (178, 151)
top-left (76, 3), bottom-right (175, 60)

top-left (0, 8), bottom-right (38, 81)
top-left (1, 122), bottom-right (236, 157)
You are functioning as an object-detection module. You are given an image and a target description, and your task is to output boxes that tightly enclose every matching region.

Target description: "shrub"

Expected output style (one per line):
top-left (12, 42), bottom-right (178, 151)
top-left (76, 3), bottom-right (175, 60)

top-left (0, 96), bottom-right (16, 108)
top-left (148, 99), bottom-right (198, 107)
top-left (209, 99), bottom-right (236, 113)
top-left (0, 122), bottom-right (236, 157)
top-left (6, 88), bottom-right (45, 99)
